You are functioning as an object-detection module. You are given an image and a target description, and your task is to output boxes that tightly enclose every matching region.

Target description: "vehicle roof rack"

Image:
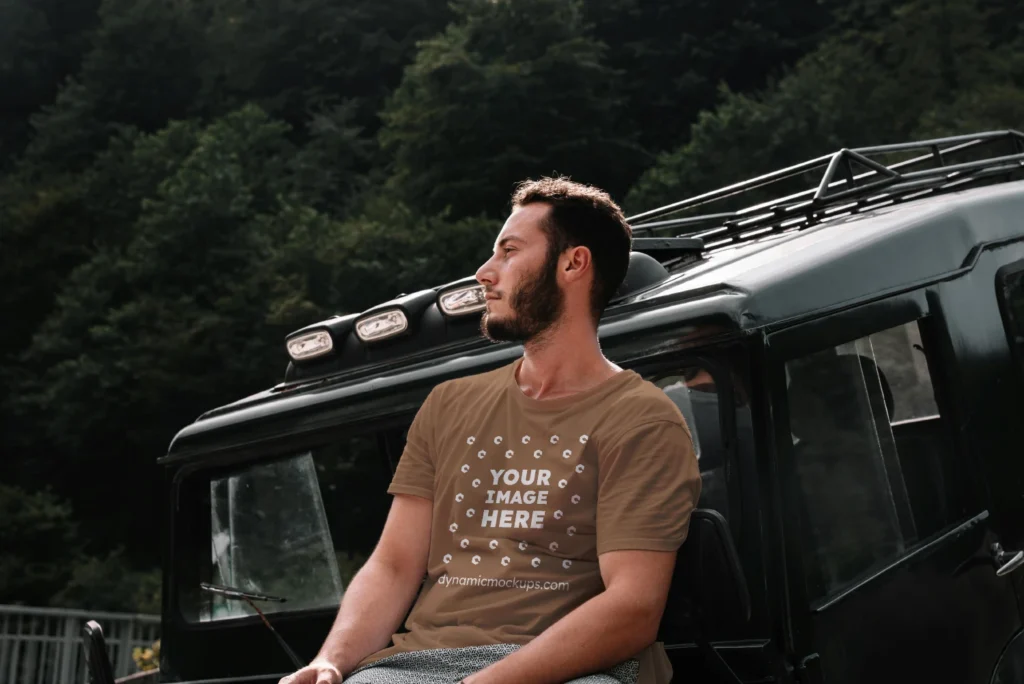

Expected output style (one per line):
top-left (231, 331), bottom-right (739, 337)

top-left (627, 130), bottom-right (1024, 251)
top-left (631, 237), bottom-right (704, 264)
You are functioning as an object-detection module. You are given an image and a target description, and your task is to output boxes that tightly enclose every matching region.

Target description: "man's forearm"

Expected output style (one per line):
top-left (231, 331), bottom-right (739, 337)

top-left (464, 589), bottom-right (661, 684)
top-left (315, 557), bottom-right (422, 674)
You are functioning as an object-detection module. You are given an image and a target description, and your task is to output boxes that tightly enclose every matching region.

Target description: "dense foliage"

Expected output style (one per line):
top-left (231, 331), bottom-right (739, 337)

top-left (0, 0), bottom-right (1020, 611)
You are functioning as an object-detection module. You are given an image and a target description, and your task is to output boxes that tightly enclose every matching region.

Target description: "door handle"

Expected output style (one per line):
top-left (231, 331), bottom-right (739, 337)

top-left (991, 543), bottom-right (1024, 577)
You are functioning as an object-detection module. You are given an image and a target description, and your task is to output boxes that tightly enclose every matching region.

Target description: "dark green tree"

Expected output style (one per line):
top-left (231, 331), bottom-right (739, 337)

top-left (200, 0), bottom-right (453, 137)
top-left (0, 0), bottom-right (102, 164)
top-left (0, 484), bottom-right (78, 606)
top-left (583, 0), bottom-right (832, 155)
top-left (25, 0), bottom-right (207, 170)
top-left (380, 0), bottom-right (646, 219)
top-left (625, 0), bottom-right (1024, 215)
top-left (0, 482), bottom-right (162, 612)
top-left (0, 121), bottom-right (206, 389)
top-left (51, 550), bottom-right (162, 614)
top-left (0, 0), bottom-right (59, 165)
top-left (14, 106), bottom-right (315, 557)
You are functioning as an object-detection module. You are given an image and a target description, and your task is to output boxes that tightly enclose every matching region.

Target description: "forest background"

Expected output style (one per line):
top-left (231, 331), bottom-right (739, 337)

top-left (1, 0), bottom-right (1021, 613)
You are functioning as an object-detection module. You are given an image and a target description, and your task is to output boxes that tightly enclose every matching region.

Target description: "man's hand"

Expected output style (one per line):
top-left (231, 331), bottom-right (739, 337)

top-left (278, 658), bottom-right (343, 684)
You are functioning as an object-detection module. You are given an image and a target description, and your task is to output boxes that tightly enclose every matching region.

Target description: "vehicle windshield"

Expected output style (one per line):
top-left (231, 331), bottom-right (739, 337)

top-left (180, 433), bottom-right (394, 623)
top-left (203, 452), bottom-right (343, 621)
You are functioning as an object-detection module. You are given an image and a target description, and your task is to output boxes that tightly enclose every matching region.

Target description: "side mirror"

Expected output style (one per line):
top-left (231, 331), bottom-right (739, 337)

top-left (82, 620), bottom-right (116, 684)
top-left (659, 509), bottom-right (751, 683)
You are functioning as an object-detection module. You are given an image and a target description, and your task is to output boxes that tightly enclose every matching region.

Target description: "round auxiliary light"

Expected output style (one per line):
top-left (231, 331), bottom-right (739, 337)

top-left (438, 284), bottom-right (486, 316)
top-left (286, 330), bottom-right (333, 361)
top-left (355, 309), bottom-right (409, 342)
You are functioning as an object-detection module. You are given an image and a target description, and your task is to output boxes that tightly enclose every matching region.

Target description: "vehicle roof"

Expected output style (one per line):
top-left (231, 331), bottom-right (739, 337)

top-left (162, 177), bottom-right (1024, 463)
top-left (643, 179), bottom-right (1024, 326)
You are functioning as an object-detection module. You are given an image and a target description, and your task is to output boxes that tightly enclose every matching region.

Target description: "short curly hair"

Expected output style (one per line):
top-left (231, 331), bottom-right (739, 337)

top-left (511, 177), bottom-right (632, 321)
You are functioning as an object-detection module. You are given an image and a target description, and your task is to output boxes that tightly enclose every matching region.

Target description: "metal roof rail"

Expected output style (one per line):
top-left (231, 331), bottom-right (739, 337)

top-left (628, 130), bottom-right (1024, 250)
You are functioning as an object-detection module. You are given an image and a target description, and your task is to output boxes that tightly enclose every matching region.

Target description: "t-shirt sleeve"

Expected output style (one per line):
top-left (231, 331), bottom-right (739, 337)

top-left (387, 386), bottom-right (441, 501)
top-left (596, 419), bottom-right (701, 555)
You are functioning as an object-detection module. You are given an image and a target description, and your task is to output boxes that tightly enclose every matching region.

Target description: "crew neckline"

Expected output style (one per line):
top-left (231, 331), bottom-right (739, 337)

top-left (507, 356), bottom-right (639, 412)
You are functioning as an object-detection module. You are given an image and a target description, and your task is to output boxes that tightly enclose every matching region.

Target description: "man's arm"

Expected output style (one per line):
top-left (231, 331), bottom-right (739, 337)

top-left (281, 493), bottom-right (432, 683)
top-left (463, 548), bottom-right (676, 684)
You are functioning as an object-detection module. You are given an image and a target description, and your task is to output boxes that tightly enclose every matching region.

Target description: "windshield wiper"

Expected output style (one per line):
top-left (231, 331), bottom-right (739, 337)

top-left (200, 583), bottom-right (289, 603)
top-left (200, 582), bottom-right (304, 668)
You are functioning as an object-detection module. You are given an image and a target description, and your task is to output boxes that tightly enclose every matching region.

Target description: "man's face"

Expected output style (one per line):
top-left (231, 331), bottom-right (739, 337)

top-left (474, 203), bottom-right (564, 344)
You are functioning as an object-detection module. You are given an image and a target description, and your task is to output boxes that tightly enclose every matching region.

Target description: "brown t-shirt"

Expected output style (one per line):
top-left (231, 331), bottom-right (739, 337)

top-left (358, 358), bottom-right (701, 683)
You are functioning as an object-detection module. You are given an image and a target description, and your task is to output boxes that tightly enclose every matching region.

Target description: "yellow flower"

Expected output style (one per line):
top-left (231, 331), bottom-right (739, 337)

top-left (132, 639), bottom-right (161, 671)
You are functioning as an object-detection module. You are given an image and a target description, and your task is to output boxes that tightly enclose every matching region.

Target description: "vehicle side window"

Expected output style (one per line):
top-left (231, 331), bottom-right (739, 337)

top-left (652, 365), bottom-right (731, 522)
top-left (997, 259), bottom-right (1024, 378)
top-left (784, 320), bottom-right (966, 602)
top-left (835, 321), bottom-right (939, 422)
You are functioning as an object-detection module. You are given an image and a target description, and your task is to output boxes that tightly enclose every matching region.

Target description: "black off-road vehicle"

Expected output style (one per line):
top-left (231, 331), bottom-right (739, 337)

top-left (85, 130), bottom-right (1024, 684)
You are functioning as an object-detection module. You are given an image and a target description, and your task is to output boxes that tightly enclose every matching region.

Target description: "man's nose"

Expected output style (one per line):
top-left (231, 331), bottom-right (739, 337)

top-left (476, 256), bottom-right (496, 287)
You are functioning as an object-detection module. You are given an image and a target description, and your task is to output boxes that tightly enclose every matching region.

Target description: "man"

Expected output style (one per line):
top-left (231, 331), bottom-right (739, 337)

top-left (280, 178), bottom-right (701, 684)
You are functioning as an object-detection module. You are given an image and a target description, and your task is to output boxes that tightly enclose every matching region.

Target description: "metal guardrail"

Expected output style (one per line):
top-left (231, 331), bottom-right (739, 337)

top-left (0, 605), bottom-right (159, 684)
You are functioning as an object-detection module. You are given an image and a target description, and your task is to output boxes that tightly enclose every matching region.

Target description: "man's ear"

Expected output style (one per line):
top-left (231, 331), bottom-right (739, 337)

top-left (562, 245), bottom-right (592, 282)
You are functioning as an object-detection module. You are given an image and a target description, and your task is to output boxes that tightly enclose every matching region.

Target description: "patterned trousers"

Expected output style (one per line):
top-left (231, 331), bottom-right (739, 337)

top-left (345, 644), bottom-right (639, 684)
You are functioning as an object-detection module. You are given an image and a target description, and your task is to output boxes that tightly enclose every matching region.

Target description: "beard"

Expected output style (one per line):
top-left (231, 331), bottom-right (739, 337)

top-left (480, 249), bottom-right (564, 344)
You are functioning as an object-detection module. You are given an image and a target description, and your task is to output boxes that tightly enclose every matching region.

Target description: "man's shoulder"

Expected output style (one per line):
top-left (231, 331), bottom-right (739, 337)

top-left (618, 373), bottom-right (686, 420)
top-left (600, 374), bottom-right (689, 437)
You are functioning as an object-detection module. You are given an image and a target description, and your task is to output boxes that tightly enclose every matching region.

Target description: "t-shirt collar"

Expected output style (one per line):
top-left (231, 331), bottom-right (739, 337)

top-left (507, 356), bottom-right (639, 413)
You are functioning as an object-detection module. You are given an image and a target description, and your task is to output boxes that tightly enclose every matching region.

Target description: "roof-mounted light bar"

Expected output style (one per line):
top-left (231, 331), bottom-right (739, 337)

top-left (284, 313), bottom-right (359, 364)
top-left (438, 283), bottom-right (486, 316)
top-left (286, 329), bottom-right (333, 361)
top-left (353, 289), bottom-right (437, 344)
top-left (436, 276), bottom-right (487, 319)
top-left (355, 309), bottom-right (409, 342)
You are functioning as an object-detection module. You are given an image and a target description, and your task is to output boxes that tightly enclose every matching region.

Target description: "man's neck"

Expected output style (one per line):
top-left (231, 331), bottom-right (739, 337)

top-left (515, 322), bottom-right (621, 401)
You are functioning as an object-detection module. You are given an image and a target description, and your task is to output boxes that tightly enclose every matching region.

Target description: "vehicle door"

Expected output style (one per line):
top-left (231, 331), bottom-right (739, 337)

top-left (765, 289), bottom-right (1023, 684)
top-left (936, 246), bottom-right (1024, 621)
